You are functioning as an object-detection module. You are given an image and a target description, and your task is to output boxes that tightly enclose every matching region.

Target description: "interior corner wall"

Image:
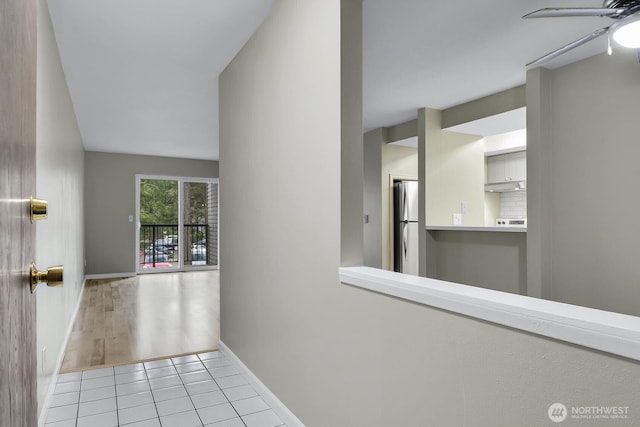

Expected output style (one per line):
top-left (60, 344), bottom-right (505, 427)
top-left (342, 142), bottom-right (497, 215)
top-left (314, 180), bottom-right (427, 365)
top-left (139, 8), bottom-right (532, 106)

top-left (84, 152), bottom-right (218, 275)
top-left (424, 109), bottom-right (485, 226)
top-left (219, 1), bottom-right (639, 426)
top-left (341, 0), bottom-right (364, 267)
top-left (528, 50), bottom-right (640, 316)
top-left (418, 108), bottom-right (428, 277)
top-left (35, 0), bottom-right (85, 414)
top-left (363, 129), bottom-right (383, 268)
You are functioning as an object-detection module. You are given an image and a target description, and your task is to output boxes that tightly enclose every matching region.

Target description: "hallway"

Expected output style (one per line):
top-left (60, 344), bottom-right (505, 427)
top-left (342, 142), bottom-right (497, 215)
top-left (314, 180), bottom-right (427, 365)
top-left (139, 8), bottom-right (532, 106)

top-left (61, 271), bottom-right (220, 372)
top-left (43, 271), bottom-right (289, 426)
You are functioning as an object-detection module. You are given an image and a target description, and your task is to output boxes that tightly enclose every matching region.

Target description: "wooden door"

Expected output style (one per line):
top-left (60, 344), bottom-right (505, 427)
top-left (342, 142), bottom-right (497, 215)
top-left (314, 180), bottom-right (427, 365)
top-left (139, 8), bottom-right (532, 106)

top-left (0, 0), bottom-right (38, 424)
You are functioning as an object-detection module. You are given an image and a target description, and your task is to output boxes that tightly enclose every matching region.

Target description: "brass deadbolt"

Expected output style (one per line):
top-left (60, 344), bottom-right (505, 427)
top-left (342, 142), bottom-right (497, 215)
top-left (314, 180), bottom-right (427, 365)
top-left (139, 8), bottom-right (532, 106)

top-left (30, 197), bottom-right (48, 221)
top-left (30, 264), bottom-right (63, 293)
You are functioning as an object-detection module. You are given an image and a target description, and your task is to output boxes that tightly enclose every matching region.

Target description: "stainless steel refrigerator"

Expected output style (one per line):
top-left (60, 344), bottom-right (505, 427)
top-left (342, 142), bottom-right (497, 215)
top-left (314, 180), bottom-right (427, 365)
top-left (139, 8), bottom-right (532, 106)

top-left (393, 180), bottom-right (419, 275)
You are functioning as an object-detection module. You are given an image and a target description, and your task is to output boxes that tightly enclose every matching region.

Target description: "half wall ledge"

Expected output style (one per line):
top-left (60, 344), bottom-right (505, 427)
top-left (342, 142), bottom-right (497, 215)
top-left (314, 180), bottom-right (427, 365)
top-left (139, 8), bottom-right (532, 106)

top-left (339, 266), bottom-right (640, 361)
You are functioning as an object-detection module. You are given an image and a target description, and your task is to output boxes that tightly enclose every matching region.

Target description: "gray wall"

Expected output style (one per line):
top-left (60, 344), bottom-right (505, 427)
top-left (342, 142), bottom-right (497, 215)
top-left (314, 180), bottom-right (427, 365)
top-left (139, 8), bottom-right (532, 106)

top-left (441, 85), bottom-right (526, 129)
top-left (35, 0), bottom-right (85, 414)
top-left (426, 230), bottom-right (527, 295)
top-left (527, 50), bottom-right (640, 316)
top-left (363, 130), bottom-right (383, 268)
top-left (341, 0), bottom-right (364, 267)
top-left (84, 152), bottom-right (218, 275)
top-left (219, 1), bottom-right (640, 425)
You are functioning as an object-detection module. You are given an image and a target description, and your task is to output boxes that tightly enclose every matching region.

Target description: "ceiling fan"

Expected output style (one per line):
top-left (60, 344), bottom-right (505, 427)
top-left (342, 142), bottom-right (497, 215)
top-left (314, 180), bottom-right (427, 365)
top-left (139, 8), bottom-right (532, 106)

top-left (524, 0), bottom-right (640, 67)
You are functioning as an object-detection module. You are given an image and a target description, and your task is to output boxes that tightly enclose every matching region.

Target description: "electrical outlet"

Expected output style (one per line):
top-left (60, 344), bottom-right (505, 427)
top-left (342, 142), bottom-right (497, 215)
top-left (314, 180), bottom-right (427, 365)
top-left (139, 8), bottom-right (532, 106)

top-left (453, 213), bottom-right (462, 225)
top-left (128, 215), bottom-right (134, 222)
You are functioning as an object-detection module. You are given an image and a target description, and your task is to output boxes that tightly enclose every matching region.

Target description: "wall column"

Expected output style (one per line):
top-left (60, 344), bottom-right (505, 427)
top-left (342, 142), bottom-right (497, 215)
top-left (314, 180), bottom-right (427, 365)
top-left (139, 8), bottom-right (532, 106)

top-left (526, 67), bottom-right (553, 299)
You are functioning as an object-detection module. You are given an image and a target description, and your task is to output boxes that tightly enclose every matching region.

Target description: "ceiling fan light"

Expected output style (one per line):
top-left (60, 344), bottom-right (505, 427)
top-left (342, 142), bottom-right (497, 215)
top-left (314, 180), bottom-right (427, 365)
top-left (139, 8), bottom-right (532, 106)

top-left (612, 16), bottom-right (640, 48)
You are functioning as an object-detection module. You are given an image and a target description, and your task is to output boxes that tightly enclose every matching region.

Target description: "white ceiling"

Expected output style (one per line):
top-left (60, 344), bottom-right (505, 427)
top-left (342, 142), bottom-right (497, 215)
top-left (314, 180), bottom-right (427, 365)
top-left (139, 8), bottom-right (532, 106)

top-left (48, 0), bottom-right (276, 160)
top-left (363, 0), bottom-right (613, 131)
top-left (48, 0), bottom-right (619, 160)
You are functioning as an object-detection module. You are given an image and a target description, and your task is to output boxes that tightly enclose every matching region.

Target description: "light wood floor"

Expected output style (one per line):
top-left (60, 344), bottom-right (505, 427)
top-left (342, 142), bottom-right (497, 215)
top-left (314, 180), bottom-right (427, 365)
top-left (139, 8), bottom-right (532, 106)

top-left (60, 270), bottom-right (219, 373)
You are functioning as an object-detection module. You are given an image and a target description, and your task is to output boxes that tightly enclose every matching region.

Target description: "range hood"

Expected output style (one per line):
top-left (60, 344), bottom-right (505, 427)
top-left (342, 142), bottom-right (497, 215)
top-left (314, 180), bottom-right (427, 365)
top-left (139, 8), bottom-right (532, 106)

top-left (485, 181), bottom-right (526, 193)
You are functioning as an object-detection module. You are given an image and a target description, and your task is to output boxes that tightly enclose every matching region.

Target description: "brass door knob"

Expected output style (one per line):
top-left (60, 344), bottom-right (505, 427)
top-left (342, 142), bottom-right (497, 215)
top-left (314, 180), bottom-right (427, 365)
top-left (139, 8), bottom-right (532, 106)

top-left (30, 197), bottom-right (48, 221)
top-left (30, 264), bottom-right (63, 293)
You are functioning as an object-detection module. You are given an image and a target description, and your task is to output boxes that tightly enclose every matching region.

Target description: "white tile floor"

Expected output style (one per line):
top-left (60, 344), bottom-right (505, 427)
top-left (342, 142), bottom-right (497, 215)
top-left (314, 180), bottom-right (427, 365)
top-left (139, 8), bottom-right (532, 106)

top-left (44, 351), bottom-right (286, 427)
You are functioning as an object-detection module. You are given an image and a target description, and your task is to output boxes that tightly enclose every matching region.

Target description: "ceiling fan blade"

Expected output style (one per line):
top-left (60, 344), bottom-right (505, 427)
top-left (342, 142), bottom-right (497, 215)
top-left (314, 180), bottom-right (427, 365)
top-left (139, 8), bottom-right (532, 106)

top-left (526, 27), bottom-right (609, 68)
top-left (523, 8), bottom-right (625, 18)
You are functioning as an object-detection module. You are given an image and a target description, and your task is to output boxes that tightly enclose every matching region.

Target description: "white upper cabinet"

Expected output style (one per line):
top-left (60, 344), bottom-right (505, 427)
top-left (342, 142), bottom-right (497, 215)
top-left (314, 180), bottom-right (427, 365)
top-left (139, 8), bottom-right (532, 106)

top-left (507, 151), bottom-right (526, 182)
top-left (486, 155), bottom-right (508, 183)
top-left (486, 151), bottom-right (526, 183)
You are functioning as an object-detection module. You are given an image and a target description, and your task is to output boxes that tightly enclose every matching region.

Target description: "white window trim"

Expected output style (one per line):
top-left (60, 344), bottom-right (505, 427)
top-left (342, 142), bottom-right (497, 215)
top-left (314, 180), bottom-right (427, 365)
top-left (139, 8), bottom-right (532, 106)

top-left (340, 266), bottom-right (640, 361)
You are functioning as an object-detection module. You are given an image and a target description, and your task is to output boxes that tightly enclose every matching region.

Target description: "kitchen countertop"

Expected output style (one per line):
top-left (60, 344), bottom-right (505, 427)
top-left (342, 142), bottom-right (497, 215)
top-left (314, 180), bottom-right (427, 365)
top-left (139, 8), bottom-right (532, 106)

top-left (426, 225), bottom-right (527, 233)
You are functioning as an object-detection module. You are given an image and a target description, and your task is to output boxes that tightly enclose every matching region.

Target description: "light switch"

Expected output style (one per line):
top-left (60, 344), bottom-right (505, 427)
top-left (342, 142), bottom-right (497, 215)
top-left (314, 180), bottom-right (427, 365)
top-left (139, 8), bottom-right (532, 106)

top-left (453, 213), bottom-right (462, 225)
top-left (128, 215), bottom-right (134, 222)
top-left (461, 201), bottom-right (467, 215)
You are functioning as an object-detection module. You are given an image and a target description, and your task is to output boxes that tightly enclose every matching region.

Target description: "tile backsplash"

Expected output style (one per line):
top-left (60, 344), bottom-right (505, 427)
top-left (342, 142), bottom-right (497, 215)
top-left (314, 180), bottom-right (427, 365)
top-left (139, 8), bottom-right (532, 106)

top-left (500, 191), bottom-right (527, 218)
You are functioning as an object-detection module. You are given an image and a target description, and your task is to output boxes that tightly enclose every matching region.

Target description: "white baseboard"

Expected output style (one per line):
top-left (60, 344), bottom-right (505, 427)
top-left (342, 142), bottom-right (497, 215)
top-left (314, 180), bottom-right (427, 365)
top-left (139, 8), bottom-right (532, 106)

top-left (38, 277), bottom-right (87, 427)
top-left (85, 272), bottom-right (136, 280)
top-left (219, 341), bottom-right (304, 427)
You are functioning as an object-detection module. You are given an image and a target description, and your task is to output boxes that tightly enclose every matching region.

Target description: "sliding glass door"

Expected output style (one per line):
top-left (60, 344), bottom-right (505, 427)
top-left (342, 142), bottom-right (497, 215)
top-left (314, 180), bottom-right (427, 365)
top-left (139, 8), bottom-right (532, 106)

top-left (136, 175), bottom-right (218, 273)
top-left (182, 180), bottom-right (218, 267)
